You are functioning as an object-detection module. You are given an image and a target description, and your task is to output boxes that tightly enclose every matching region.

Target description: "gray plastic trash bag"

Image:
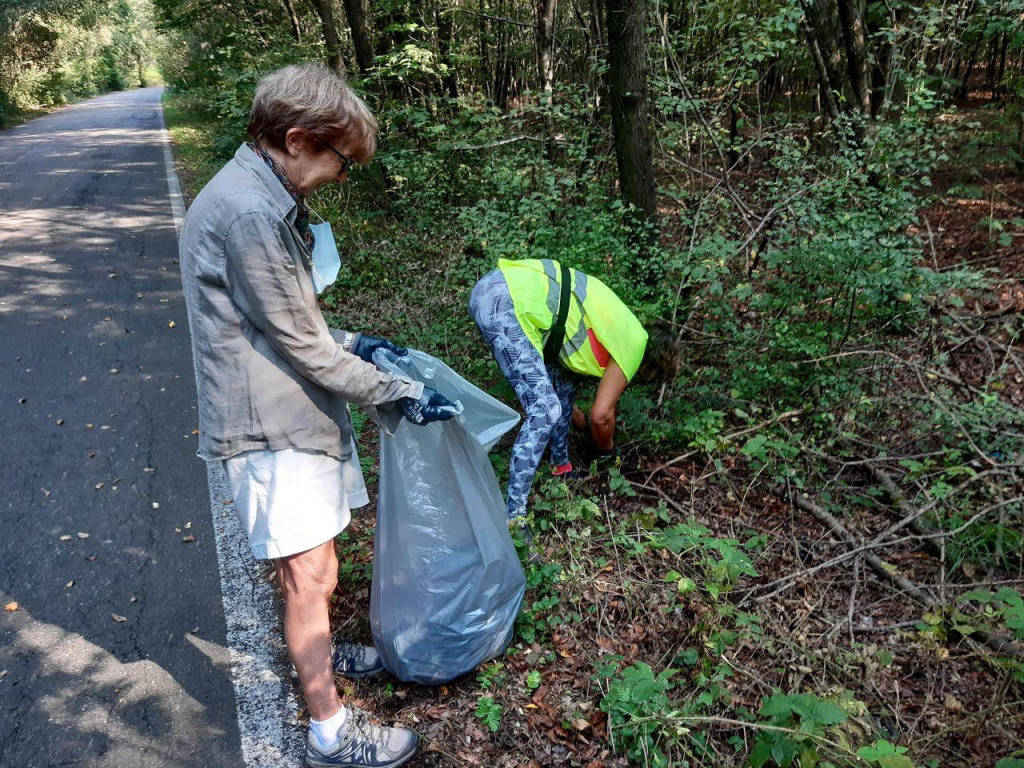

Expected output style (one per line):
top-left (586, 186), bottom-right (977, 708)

top-left (369, 349), bottom-right (525, 685)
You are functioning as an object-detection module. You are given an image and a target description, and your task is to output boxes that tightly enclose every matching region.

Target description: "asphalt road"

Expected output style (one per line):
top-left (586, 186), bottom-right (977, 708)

top-left (0, 88), bottom-right (242, 766)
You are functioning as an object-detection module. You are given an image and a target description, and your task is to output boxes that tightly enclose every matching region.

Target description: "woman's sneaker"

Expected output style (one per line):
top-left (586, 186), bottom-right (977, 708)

top-left (305, 709), bottom-right (418, 768)
top-left (331, 641), bottom-right (384, 679)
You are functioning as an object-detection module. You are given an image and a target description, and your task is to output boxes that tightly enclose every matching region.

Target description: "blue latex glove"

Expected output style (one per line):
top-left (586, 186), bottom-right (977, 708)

top-left (401, 387), bottom-right (458, 425)
top-left (351, 334), bottom-right (407, 364)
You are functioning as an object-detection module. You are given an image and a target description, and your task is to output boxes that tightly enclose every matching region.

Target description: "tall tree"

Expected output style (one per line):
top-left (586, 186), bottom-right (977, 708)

top-left (437, 5), bottom-right (458, 97)
top-left (342, 0), bottom-right (374, 74)
top-left (535, 0), bottom-right (557, 98)
top-left (536, 0), bottom-right (558, 155)
top-left (836, 0), bottom-right (870, 114)
top-left (605, 0), bottom-right (657, 226)
top-left (311, 0), bottom-right (346, 75)
top-left (799, 0), bottom-right (842, 122)
top-left (281, 0), bottom-right (302, 41)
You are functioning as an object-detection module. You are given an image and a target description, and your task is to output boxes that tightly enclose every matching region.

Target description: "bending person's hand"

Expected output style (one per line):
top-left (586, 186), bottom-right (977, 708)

top-left (401, 387), bottom-right (458, 425)
top-left (351, 333), bottom-right (408, 363)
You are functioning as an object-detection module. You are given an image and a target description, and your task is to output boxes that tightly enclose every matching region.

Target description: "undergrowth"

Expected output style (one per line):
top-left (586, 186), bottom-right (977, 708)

top-left (164, 82), bottom-right (1024, 767)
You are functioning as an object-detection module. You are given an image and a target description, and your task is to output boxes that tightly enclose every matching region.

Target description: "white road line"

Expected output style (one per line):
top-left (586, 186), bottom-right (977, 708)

top-left (156, 92), bottom-right (186, 237)
top-left (156, 87), bottom-right (302, 768)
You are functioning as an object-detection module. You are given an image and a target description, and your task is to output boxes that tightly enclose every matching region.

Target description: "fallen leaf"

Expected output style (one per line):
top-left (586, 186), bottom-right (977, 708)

top-left (111, 614), bottom-right (127, 623)
top-left (573, 718), bottom-right (590, 731)
top-left (4, 602), bottom-right (18, 612)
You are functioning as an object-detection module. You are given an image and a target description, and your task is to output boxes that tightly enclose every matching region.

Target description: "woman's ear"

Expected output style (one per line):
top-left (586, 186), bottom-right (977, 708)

top-left (283, 126), bottom-right (308, 157)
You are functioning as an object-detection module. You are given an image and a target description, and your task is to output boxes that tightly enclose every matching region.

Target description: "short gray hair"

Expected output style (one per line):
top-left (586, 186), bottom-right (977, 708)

top-left (247, 63), bottom-right (378, 163)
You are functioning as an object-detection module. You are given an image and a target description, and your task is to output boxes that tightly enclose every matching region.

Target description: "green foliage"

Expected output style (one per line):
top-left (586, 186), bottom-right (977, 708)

top-left (474, 695), bottom-right (502, 733)
top-left (0, 0), bottom-right (160, 115)
top-left (857, 740), bottom-right (916, 768)
top-left (525, 669), bottom-right (542, 692)
top-left (475, 661), bottom-right (507, 690)
top-left (652, 521), bottom-right (759, 598)
top-left (595, 659), bottom-right (682, 768)
top-left (955, 588), bottom-right (1024, 642)
top-left (749, 692), bottom-right (849, 768)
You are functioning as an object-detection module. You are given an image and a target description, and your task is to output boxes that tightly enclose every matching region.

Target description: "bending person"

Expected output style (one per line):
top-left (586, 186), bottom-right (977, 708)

top-left (470, 258), bottom-right (670, 521)
top-left (179, 63), bottom-right (452, 768)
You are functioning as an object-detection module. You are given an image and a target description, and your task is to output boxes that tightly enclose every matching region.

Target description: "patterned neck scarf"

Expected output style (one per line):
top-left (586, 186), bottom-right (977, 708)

top-left (248, 142), bottom-right (314, 249)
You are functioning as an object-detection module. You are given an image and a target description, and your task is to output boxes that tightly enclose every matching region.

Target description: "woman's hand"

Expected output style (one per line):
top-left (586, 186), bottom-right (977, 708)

top-left (351, 334), bottom-right (408, 363)
top-left (401, 387), bottom-right (459, 425)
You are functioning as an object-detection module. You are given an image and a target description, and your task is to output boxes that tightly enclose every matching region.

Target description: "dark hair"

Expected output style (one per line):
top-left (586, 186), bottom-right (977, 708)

top-left (634, 320), bottom-right (683, 385)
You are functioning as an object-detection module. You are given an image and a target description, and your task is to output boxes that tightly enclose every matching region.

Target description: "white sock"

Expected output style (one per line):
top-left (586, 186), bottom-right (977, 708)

top-left (310, 705), bottom-right (350, 752)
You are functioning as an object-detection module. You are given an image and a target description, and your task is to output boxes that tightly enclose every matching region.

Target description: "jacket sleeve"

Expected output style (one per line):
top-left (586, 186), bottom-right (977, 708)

top-left (222, 211), bottom-right (424, 405)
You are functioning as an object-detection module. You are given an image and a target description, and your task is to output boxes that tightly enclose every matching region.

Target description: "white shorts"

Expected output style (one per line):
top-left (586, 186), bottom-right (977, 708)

top-left (222, 443), bottom-right (369, 560)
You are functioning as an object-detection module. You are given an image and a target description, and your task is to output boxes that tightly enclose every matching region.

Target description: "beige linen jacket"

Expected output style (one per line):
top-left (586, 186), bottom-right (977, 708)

top-left (179, 143), bottom-right (422, 461)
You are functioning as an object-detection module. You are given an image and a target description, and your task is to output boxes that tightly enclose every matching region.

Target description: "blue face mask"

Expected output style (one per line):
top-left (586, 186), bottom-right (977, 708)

top-left (309, 220), bottom-right (340, 294)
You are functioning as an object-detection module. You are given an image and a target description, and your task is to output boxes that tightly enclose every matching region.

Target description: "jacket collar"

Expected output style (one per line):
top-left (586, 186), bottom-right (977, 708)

top-left (233, 143), bottom-right (298, 224)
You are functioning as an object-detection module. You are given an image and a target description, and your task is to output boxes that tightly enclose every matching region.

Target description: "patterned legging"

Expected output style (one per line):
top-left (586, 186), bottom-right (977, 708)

top-left (470, 269), bottom-right (578, 518)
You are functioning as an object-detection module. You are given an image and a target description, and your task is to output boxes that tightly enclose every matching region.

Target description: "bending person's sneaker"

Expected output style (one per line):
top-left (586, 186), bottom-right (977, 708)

top-left (332, 641), bottom-right (384, 679)
top-left (306, 709), bottom-right (418, 768)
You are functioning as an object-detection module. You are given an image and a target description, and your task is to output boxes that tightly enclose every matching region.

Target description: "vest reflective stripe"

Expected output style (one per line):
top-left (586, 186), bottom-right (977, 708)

top-left (539, 259), bottom-right (589, 362)
top-left (541, 259), bottom-right (560, 317)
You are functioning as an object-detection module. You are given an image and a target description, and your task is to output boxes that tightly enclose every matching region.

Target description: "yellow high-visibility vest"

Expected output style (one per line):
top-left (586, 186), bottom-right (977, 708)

top-left (497, 258), bottom-right (648, 381)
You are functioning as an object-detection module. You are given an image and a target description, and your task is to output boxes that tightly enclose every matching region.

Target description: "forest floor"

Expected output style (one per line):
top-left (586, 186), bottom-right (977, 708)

top-left (165, 93), bottom-right (1024, 768)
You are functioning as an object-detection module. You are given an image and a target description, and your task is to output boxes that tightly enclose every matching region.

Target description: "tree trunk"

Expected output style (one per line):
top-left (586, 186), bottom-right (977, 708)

top-left (376, 1), bottom-right (411, 57)
top-left (836, 0), bottom-right (870, 114)
top-left (437, 5), bottom-right (458, 97)
top-left (535, 0), bottom-right (557, 97)
top-left (492, 0), bottom-right (514, 109)
top-left (536, 0), bottom-right (558, 157)
top-left (281, 0), bottom-right (302, 41)
top-left (342, 0), bottom-right (375, 73)
top-left (1017, 108), bottom-right (1024, 172)
top-left (799, 0), bottom-right (841, 123)
top-left (605, 0), bottom-right (657, 227)
top-left (996, 33), bottom-right (1008, 95)
top-left (312, 0), bottom-right (346, 75)
top-left (494, 32), bottom-right (514, 109)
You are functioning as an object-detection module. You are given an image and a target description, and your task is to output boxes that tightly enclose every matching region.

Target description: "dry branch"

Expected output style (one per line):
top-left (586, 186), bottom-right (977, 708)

top-left (768, 484), bottom-right (1024, 662)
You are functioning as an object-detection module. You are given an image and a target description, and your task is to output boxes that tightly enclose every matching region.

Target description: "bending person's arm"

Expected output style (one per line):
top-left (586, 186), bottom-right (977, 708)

top-left (589, 359), bottom-right (628, 451)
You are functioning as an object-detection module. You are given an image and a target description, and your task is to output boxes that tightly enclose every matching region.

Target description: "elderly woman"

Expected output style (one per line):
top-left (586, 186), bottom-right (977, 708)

top-left (180, 63), bottom-right (449, 768)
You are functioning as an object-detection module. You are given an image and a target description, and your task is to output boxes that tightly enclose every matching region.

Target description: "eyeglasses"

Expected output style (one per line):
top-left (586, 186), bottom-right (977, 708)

top-left (325, 144), bottom-right (356, 175)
